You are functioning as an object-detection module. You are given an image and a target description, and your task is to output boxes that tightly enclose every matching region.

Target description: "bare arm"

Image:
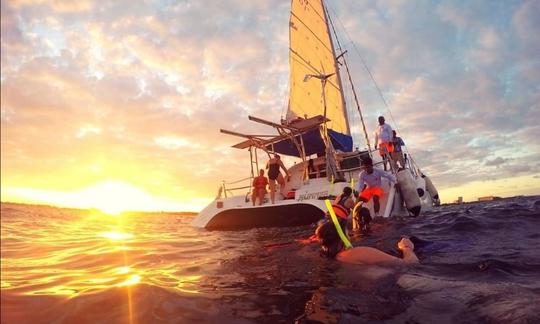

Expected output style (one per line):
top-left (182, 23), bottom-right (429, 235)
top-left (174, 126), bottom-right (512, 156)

top-left (337, 247), bottom-right (403, 265)
top-left (336, 238), bottom-right (419, 265)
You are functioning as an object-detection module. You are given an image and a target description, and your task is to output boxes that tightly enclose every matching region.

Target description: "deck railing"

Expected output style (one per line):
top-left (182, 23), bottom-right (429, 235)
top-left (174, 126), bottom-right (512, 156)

top-left (218, 148), bottom-right (402, 199)
top-left (219, 177), bottom-right (252, 199)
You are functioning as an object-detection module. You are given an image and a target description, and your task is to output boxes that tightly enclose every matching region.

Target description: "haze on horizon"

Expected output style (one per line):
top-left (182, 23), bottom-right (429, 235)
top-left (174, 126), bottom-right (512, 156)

top-left (1, 0), bottom-right (539, 213)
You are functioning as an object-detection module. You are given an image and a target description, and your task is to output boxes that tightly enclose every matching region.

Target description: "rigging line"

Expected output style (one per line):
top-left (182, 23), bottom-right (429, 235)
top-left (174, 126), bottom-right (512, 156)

top-left (325, 3), bottom-right (371, 151)
top-left (290, 11), bottom-right (335, 57)
top-left (280, 93), bottom-right (288, 122)
top-left (288, 70), bottom-right (346, 128)
top-left (326, 2), bottom-right (421, 163)
top-left (289, 53), bottom-right (344, 107)
top-left (289, 48), bottom-right (343, 93)
top-left (289, 50), bottom-right (321, 75)
top-left (321, 0), bottom-right (350, 135)
top-left (304, 0), bottom-right (327, 24)
top-left (325, 4), bottom-right (401, 131)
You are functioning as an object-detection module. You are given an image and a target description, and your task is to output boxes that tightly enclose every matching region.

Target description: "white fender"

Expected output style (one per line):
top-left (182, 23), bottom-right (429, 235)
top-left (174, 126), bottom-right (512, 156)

top-left (383, 185), bottom-right (395, 218)
top-left (396, 169), bottom-right (421, 216)
top-left (422, 174), bottom-right (440, 206)
top-left (415, 175), bottom-right (426, 198)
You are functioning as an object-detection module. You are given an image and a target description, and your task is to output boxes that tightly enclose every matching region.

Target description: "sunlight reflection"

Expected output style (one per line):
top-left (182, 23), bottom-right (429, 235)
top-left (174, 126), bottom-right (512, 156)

top-left (98, 231), bottom-right (134, 241)
top-left (117, 274), bottom-right (141, 287)
top-left (116, 266), bottom-right (131, 274)
top-left (176, 275), bottom-right (202, 294)
top-left (28, 286), bottom-right (79, 296)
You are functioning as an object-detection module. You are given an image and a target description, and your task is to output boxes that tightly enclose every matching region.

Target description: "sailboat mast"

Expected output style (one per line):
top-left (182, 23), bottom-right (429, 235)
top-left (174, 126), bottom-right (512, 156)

top-left (326, 6), bottom-right (372, 151)
top-left (321, 0), bottom-right (350, 136)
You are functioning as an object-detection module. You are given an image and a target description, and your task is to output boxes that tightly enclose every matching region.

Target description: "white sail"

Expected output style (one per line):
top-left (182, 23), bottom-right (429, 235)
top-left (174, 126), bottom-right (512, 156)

top-left (287, 0), bottom-right (349, 135)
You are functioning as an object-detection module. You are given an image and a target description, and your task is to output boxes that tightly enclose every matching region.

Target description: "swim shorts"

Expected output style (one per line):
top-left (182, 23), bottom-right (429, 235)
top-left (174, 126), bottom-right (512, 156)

top-left (378, 142), bottom-right (394, 156)
top-left (359, 187), bottom-right (384, 201)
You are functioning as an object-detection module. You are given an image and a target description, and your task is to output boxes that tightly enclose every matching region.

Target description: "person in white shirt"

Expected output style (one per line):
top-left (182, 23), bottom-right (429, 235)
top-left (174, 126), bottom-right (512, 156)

top-left (356, 156), bottom-right (396, 218)
top-left (374, 116), bottom-right (394, 171)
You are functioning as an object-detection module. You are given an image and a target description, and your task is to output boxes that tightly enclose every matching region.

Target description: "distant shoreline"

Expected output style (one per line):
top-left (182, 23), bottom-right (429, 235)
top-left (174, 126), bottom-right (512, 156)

top-left (440, 194), bottom-right (540, 206)
top-left (3, 194), bottom-right (540, 214)
top-left (0, 201), bottom-right (199, 216)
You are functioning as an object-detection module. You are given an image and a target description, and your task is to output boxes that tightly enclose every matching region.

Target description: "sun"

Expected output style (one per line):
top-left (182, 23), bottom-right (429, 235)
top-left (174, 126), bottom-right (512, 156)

top-left (80, 181), bottom-right (152, 215)
top-left (3, 180), bottom-right (203, 213)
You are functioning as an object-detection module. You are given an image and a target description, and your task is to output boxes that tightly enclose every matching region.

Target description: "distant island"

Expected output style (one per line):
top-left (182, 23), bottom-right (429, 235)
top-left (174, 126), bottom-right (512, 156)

top-left (0, 201), bottom-right (198, 216)
top-left (442, 195), bottom-right (538, 206)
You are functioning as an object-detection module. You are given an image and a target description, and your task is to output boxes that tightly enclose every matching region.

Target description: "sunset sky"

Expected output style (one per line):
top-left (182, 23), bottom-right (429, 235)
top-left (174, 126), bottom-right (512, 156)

top-left (1, 0), bottom-right (539, 212)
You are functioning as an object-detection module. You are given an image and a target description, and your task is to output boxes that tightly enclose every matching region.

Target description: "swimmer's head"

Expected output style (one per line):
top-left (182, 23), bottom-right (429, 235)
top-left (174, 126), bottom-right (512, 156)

top-left (315, 220), bottom-right (346, 258)
top-left (398, 237), bottom-right (415, 251)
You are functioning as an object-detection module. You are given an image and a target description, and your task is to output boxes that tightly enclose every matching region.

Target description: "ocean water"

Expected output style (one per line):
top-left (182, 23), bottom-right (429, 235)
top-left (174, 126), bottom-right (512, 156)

top-left (1, 196), bottom-right (540, 324)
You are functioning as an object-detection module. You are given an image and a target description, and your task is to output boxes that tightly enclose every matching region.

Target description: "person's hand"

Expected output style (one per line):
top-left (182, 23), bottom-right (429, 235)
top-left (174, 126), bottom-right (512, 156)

top-left (398, 237), bottom-right (414, 251)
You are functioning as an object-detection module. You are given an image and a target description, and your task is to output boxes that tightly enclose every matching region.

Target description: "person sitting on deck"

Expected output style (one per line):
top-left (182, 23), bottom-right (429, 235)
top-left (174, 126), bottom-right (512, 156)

top-left (251, 169), bottom-right (268, 206)
top-left (266, 154), bottom-right (290, 204)
top-left (356, 156), bottom-right (396, 218)
top-left (315, 219), bottom-right (419, 265)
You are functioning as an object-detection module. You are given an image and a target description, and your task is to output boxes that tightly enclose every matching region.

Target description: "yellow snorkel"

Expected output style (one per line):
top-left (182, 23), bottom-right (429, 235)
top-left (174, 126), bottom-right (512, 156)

top-left (352, 201), bottom-right (363, 218)
top-left (324, 199), bottom-right (353, 249)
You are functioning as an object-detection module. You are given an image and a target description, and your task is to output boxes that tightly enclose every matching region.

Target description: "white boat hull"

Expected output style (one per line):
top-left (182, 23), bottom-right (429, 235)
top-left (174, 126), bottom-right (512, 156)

top-left (192, 163), bottom-right (436, 229)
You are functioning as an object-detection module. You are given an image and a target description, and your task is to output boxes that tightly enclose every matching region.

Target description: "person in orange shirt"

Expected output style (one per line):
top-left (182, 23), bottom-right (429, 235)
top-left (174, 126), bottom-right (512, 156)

top-left (252, 169), bottom-right (269, 206)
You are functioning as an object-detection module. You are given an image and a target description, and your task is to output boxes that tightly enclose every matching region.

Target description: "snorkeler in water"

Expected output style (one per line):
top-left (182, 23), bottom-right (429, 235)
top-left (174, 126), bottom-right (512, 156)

top-left (315, 219), bottom-right (419, 265)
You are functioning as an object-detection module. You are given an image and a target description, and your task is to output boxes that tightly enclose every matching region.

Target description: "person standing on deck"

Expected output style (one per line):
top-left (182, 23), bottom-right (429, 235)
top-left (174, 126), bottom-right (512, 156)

top-left (391, 130), bottom-right (406, 169)
top-left (266, 154), bottom-right (290, 204)
top-left (374, 116), bottom-right (394, 171)
top-left (251, 169), bottom-right (268, 206)
top-left (356, 156), bottom-right (396, 218)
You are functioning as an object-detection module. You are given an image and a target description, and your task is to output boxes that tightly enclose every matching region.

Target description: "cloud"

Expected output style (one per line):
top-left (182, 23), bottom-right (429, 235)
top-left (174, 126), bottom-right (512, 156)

top-left (512, 0), bottom-right (540, 56)
top-left (7, 0), bottom-right (94, 13)
top-left (485, 157), bottom-right (508, 167)
top-left (1, 0), bottom-right (539, 209)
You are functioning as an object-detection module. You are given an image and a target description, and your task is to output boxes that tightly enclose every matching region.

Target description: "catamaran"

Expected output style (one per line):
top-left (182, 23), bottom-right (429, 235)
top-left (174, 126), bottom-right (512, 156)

top-left (192, 0), bottom-right (439, 230)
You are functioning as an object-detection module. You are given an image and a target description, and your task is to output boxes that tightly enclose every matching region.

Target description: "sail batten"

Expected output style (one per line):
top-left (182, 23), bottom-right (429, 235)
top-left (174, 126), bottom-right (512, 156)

top-left (287, 0), bottom-right (349, 136)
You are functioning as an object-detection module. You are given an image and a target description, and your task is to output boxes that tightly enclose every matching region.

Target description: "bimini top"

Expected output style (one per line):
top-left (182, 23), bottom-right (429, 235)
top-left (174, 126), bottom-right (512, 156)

top-left (225, 115), bottom-right (352, 158)
top-left (270, 128), bottom-right (352, 157)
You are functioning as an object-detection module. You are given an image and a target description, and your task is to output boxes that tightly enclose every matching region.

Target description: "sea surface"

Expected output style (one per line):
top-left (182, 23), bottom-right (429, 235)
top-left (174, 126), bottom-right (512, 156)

top-left (1, 196), bottom-right (540, 323)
